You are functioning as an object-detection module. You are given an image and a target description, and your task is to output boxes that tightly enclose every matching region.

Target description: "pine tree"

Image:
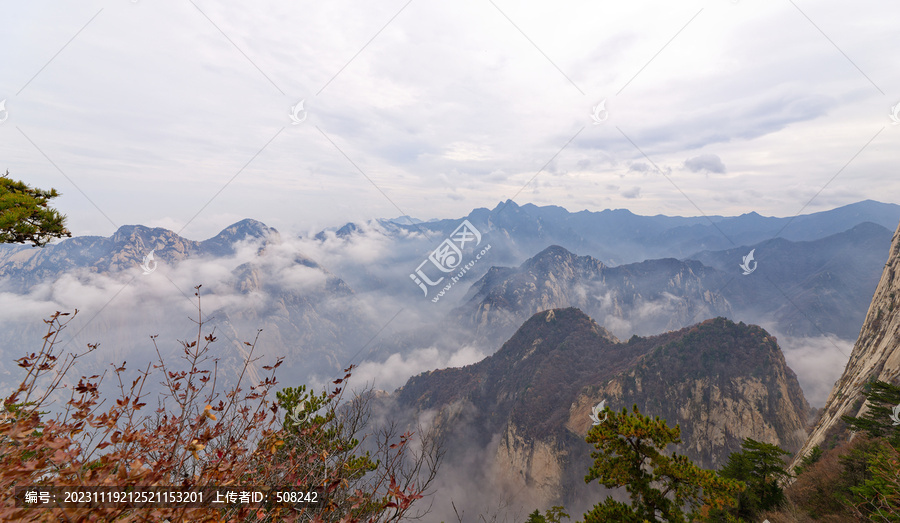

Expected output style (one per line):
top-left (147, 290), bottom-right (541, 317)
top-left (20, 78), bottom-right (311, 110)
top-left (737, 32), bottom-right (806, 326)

top-left (0, 171), bottom-right (71, 246)
top-left (581, 404), bottom-right (742, 523)
top-left (712, 438), bottom-right (791, 520)
top-left (842, 380), bottom-right (900, 445)
top-left (839, 380), bottom-right (900, 519)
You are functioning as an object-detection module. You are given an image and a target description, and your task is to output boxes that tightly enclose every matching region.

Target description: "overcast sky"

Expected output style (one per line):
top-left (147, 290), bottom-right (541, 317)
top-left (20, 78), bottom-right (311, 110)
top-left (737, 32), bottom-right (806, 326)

top-left (2, 0), bottom-right (898, 240)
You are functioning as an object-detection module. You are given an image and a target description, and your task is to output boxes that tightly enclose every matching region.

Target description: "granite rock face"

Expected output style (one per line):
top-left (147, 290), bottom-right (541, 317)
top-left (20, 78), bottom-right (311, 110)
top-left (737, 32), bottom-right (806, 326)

top-left (792, 218), bottom-right (900, 469)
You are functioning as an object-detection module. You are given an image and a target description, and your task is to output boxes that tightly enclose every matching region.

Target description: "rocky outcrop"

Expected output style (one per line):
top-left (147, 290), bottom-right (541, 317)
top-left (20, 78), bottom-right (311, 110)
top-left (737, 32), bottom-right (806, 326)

top-left (565, 317), bottom-right (809, 471)
top-left (396, 308), bottom-right (810, 507)
top-left (792, 219), bottom-right (900, 469)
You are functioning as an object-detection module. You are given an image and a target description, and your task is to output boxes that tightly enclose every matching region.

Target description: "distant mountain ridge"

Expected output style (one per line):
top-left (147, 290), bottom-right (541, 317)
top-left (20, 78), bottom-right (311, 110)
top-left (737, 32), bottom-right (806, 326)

top-left (312, 199), bottom-right (900, 267)
top-left (299, 199), bottom-right (898, 313)
top-left (454, 245), bottom-right (731, 344)
top-left (0, 219), bottom-right (277, 291)
top-left (688, 221), bottom-right (892, 339)
top-left (0, 219), bottom-right (375, 389)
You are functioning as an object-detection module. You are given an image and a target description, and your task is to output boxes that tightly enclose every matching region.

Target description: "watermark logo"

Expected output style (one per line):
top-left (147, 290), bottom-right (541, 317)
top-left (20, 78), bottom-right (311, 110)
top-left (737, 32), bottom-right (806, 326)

top-left (590, 99), bottom-right (608, 124)
top-left (739, 248), bottom-right (757, 275)
top-left (890, 403), bottom-right (900, 426)
top-left (890, 102), bottom-right (900, 125)
top-left (410, 220), bottom-right (490, 302)
top-left (287, 403), bottom-right (308, 425)
top-left (140, 249), bottom-right (158, 275)
top-left (289, 100), bottom-right (307, 124)
top-left (590, 400), bottom-right (608, 425)
top-left (0, 100), bottom-right (7, 123)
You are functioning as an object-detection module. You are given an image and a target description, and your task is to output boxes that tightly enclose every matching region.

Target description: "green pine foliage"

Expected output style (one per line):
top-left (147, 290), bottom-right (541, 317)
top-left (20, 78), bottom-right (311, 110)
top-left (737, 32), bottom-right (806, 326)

top-left (525, 506), bottom-right (569, 523)
top-left (841, 380), bottom-right (900, 444)
top-left (758, 380), bottom-right (900, 521)
top-left (838, 380), bottom-right (900, 519)
top-left (581, 404), bottom-right (743, 522)
top-left (847, 440), bottom-right (900, 521)
top-left (0, 171), bottom-right (71, 246)
top-left (709, 438), bottom-right (791, 520)
top-left (273, 383), bottom-right (381, 519)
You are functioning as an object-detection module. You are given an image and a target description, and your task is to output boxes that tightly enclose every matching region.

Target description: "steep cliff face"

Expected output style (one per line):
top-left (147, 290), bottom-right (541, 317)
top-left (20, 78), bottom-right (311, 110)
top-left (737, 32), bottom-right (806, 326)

top-left (396, 308), bottom-right (810, 507)
top-left (494, 423), bottom-right (566, 509)
top-left (792, 219), bottom-right (900, 468)
top-left (567, 318), bottom-right (809, 470)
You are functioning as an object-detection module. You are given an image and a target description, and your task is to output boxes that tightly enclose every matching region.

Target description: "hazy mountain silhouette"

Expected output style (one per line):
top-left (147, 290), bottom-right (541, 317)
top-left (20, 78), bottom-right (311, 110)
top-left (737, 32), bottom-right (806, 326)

top-left (314, 199), bottom-right (900, 268)
top-left (449, 220), bottom-right (889, 345)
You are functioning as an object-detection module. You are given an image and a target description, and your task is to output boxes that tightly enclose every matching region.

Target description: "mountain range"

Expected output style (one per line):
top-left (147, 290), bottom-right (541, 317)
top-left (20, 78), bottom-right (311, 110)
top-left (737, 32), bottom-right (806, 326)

top-left (0, 219), bottom-right (275, 290)
top-left (448, 220), bottom-right (890, 346)
top-left (309, 200), bottom-right (898, 338)
top-left (315, 198), bottom-right (900, 270)
top-left (0, 219), bottom-right (376, 391)
top-left (0, 199), bottom-right (894, 399)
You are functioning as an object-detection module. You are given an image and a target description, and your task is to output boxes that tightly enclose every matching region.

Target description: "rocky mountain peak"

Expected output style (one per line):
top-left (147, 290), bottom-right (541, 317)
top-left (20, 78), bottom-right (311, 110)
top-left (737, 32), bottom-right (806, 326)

top-left (212, 218), bottom-right (276, 241)
top-left (494, 307), bottom-right (620, 360)
top-left (110, 224), bottom-right (177, 244)
top-left (569, 316), bottom-right (810, 470)
top-left (456, 244), bottom-right (730, 345)
top-left (100, 225), bottom-right (195, 272)
top-left (395, 310), bottom-right (810, 508)
top-left (201, 218), bottom-right (279, 256)
top-left (522, 245), bottom-right (588, 272)
top-left (491, 199), bottom-right (518, 212)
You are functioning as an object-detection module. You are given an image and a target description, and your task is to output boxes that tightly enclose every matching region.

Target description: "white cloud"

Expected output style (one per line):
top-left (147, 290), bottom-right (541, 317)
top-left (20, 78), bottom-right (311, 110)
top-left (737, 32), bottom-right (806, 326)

top-left (0, 1), bottom-right (896, 239)
top-left (351, 344), bottom-right (488, 392)
top-left (684, 154), bottom-right (726, 174)
top-left (442, 142), bottom-right (496, 162)
top-left (621, 187), bottom-right (641, 199)
top-left (0, 235), bottom-right (350, 375)
top-left (777, 333), bottom-right (852, 408)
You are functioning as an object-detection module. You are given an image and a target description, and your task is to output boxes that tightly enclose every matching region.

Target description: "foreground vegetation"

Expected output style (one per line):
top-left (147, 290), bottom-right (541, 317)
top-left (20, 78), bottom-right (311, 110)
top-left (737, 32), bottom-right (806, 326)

top-left (562, 383), bottom-right (900, 522)
top-left (761, 380), bottom-right (900, 522)
top-left (1, 294), bottom-right (441, 522)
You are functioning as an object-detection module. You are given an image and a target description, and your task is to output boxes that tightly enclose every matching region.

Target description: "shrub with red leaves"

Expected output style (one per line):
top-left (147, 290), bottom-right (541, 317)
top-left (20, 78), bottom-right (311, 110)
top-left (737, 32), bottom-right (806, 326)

top-left (0, 288), bottom-right (441, 522)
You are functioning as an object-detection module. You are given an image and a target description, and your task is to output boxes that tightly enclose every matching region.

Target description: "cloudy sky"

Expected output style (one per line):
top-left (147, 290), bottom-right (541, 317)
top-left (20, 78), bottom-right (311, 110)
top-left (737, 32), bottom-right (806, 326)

top-left (2, 0), bottom-right (898, 240)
